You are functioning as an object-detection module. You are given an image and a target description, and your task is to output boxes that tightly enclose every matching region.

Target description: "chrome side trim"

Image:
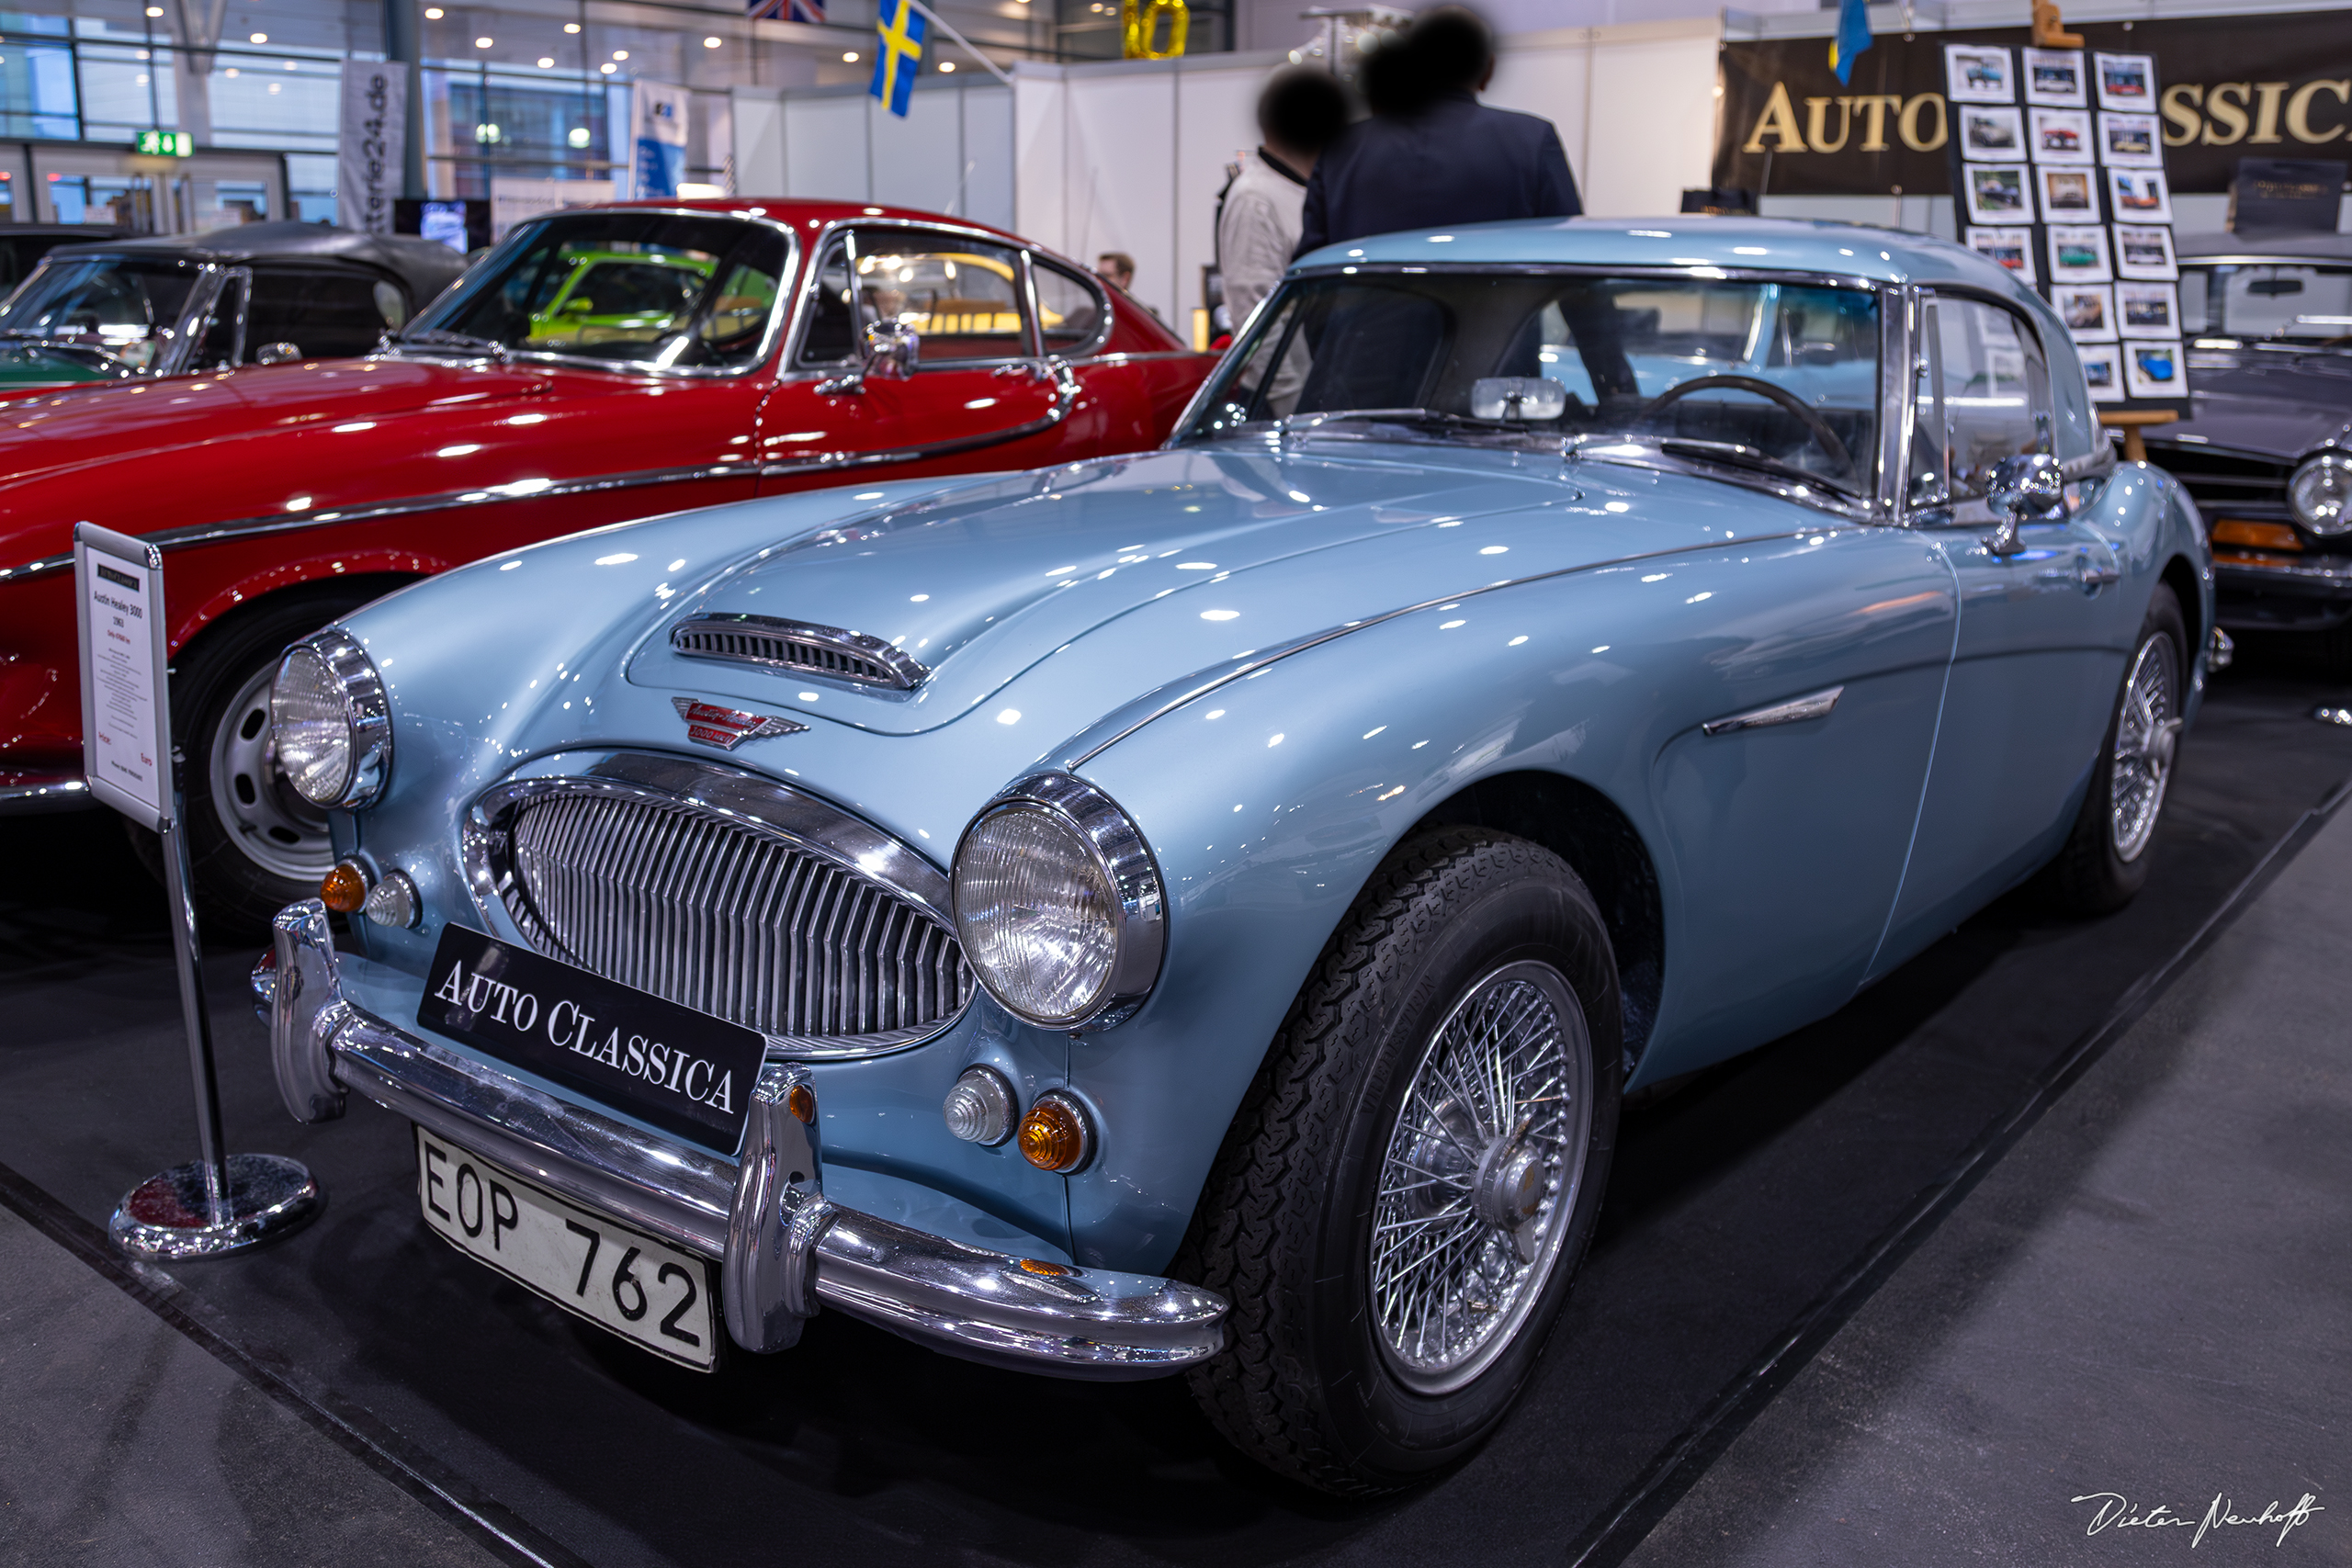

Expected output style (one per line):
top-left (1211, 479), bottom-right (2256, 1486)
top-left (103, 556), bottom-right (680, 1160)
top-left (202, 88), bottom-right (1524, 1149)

top-left (954, 773), bottom-right (1167, 1032)
top-left (0, 459), bottom-right (752, 581)
top-left (464, 750), bottom-right (968, 1058)
top-left (1701, 685), bottom-right (1844, 737)
top-left (671, 613), bottom-right (931, 691)
top-left (755, 356), bottom-right (1080, 479)
top-left (266, 905), bottom-right (1227, 1380)
top-left (0, 772), bottom-right (94, 814)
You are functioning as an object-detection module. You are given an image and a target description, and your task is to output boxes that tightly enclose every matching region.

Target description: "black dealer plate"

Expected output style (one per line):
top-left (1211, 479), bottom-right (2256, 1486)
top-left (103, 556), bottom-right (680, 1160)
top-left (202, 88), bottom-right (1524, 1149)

top-left (418, 924), bottom-right (767, 1156)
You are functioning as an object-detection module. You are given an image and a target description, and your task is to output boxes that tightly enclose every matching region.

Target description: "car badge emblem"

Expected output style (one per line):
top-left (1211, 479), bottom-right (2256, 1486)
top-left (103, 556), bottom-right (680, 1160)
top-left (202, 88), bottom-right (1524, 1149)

top-left (672, 696), bottom-right (808, 750)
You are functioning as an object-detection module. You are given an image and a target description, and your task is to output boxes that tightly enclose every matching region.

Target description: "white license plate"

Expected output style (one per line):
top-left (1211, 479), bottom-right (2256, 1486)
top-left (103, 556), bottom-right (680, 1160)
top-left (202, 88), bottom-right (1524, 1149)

top-left (414, 1126), bottom-right (718, 1371)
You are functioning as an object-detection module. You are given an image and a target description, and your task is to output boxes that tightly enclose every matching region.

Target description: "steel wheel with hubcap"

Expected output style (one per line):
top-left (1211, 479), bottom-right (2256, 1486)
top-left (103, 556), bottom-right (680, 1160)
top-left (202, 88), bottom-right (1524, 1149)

top-left (1179, 826), bottom-right (1622, 1495)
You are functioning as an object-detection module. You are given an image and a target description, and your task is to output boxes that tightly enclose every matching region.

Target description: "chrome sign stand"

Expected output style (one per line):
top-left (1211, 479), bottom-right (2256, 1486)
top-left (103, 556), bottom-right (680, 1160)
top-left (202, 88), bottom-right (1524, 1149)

top-left (74, 522), bottom-right (322, 1259)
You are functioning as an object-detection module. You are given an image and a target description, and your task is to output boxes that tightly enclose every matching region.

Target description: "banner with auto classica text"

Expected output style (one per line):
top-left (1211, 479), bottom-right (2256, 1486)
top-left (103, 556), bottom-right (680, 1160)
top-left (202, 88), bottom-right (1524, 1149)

top-left (1715, 11), bottom-right (2352, 197)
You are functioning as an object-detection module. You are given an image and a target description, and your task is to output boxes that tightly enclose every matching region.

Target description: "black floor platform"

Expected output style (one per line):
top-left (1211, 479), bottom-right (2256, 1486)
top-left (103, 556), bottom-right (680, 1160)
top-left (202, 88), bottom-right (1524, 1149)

top-left (2, 651), bottom-right (2348, 1568)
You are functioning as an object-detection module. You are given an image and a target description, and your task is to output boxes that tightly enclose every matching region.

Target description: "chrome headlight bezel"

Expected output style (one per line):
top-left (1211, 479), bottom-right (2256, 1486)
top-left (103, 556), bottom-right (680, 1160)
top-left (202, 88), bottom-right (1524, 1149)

top-left (270, 628), bottom-right (391, 811)
top-left (950, 773), bottom-right (1165, 1032)
top-left (2288, 451), bottom-right (2352, 536)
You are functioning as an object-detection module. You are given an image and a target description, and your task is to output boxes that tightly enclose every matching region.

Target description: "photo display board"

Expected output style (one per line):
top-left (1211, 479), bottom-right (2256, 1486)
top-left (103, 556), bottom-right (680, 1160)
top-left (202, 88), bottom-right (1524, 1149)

top-left (1947, 43), bottom-right (2185, 409)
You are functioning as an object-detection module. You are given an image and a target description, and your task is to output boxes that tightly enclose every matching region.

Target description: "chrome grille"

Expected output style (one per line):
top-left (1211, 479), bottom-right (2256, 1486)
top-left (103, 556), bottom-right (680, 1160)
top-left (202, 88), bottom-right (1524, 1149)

top-left (499, 787), bottom-right (968, 1050)
top-left (671, 614), bottom-right (929, 690)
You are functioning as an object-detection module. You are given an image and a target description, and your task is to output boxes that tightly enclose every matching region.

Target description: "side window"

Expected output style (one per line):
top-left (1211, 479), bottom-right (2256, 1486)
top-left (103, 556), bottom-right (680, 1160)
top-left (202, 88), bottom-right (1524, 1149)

top-left (796, 242), bottom-right (855, 366)
top-left (1034, 260), bottom-right (1107, 356)
top-left (243, 268), bottom-right (402, 361)
top-left (854, 232), bottom-right (1028, 362)
top-left (1909, 294), bottom-right (2050, 513)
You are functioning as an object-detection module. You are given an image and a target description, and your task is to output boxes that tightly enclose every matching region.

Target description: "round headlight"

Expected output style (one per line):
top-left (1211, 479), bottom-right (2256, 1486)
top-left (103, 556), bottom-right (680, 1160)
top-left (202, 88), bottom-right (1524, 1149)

top-left (269, 629), bottom-right (391, 809)
top-left (2289, 452), bottom-right (2352, 536)
top-left (951, 773), bottom-right (1163, 1031)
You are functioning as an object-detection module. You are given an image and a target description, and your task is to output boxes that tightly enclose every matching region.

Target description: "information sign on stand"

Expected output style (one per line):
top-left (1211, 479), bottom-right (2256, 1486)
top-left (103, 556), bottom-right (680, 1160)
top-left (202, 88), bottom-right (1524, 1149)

top-left (73, 523), bottom-right (323, 1259)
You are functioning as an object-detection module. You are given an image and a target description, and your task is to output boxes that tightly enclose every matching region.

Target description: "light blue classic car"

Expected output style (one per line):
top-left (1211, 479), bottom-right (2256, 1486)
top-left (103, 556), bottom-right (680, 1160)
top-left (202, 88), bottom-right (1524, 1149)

top-left (257, 218), bottom-right (2214, 1495)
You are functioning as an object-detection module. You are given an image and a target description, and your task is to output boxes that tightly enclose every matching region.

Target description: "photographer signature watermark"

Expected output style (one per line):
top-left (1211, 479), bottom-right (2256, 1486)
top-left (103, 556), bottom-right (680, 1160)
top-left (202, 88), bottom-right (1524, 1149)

top-left (2070, 1490), bottom-right (2324, 1548)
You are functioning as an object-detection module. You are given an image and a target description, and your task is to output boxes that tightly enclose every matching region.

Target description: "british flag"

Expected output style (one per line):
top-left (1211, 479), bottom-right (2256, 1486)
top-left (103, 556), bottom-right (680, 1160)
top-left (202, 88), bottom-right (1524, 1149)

top-left (748, 0), bottom-right (825, 21)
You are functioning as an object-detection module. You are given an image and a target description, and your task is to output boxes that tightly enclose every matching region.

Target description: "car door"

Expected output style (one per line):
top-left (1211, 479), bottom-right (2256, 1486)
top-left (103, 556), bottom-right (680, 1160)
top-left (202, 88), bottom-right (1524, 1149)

top-left (756, 226), bottom-right (1069, 495)
top-left (1871, 289), bottom-right (2137, 976)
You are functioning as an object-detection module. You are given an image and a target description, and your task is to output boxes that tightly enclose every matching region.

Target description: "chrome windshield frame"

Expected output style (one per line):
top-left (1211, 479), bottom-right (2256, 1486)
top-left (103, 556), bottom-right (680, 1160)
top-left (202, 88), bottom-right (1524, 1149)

top-left (382, 206), bottom-right (801, 380)
top-left (1168, 260), bottom-right (1896, 518)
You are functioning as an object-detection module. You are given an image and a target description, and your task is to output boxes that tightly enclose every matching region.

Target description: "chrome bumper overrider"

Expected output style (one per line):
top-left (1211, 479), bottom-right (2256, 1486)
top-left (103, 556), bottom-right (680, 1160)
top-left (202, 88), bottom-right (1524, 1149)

top-left (257, 900), bottom-right (1227, 1380)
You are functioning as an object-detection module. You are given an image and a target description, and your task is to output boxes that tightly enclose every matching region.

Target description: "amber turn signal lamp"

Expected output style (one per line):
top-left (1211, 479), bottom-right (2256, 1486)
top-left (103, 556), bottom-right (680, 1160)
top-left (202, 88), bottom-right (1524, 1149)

top-left (319, 859), bottom-right (369, 913)
top-left (1016, 1092), bottom-right (1091, 1173)
top-left (1019, 1258), bottom-right (1071, 1277)
top-left (786, 1083), bottom-right (816, 1124)
top-left (2211, 519), bottom-right (2303, 551)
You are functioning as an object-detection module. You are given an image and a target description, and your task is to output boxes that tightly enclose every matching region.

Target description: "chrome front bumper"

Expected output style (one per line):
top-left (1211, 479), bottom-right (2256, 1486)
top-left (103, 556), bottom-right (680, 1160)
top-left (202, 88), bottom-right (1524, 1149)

top-left (256, 900), bottom-right (1227, 1380)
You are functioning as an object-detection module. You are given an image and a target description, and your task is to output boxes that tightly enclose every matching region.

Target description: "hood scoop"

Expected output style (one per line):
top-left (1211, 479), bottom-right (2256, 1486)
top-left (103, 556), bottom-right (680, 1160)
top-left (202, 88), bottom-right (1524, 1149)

top-left (670, 613), bottom-right (931, 692)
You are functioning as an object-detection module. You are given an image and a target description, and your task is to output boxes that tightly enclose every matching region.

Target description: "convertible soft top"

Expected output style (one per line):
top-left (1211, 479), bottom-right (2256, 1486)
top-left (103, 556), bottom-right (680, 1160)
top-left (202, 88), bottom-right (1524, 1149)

top-left (43, 219), bottom-right (468, 303)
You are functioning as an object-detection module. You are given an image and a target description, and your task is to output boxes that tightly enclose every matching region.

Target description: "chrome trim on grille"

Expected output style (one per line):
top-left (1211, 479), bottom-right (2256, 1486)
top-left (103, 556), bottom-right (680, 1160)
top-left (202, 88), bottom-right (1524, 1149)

top-left (465, 752), bottom-right (969, 1059)
top-left (671, 613), bottom-right (931, 690)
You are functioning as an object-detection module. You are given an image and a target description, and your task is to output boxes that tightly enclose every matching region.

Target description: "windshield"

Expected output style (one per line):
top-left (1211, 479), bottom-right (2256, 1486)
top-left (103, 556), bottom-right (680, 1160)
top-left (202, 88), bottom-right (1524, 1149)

top-left (1182, 268), bottom-right (1881, 495)
top-left (0, 256), bottom-right (198, 369)
top-left (402, 211), bottom-right (787, 368)
top-left (2182, 261), bottom-right (2352, 343)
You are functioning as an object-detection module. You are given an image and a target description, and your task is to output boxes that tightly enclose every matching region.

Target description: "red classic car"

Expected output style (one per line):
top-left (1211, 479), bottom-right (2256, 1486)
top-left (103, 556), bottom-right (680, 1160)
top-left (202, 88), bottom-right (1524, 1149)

top-left (0, 198), bottom-right (1212, 924)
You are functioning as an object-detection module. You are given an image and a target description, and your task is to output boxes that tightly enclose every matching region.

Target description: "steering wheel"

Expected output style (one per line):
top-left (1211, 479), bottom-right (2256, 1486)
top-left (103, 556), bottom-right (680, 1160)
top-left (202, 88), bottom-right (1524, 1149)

top-left (1635, 374), bottom-right (1854, 479)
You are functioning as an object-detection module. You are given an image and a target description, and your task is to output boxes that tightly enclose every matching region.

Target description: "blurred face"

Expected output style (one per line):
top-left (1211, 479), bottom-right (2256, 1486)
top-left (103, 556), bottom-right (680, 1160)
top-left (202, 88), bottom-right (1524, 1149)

top-left (1096, 257), bottom-right (1132, 288)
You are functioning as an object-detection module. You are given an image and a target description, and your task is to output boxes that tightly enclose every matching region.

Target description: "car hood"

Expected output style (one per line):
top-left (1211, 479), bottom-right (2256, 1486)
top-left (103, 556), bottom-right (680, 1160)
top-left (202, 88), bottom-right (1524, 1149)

top-left (622, 441), bottom-right (1792, 737)
top-left (2172, 352), bottom-right (2352, 458)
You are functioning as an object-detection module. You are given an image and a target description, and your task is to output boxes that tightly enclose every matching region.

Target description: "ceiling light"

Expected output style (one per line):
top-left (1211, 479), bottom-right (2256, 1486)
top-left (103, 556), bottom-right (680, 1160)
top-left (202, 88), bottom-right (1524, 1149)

top-left (223, 66), bottom-right (238, 75)
top-left (940, 60), bottom-right (955, 71)
top-left (599, 61), bottom-right (616, 73)
top-left (424, 6), bottom-right (443, 16)
top-left (704, 36), bottom-right (721, 48)
top-left (563, 21), bottom-right (579, 31)
top-left (537, 56), bottom-right (553, 67)
top-left (567, 127), bottom-right (591, 146)
top-left (612, 49), bottom-right (628, 60)
top-left (249, 31), bottom-right (266, 42)
top-left (145, 5), bottom-right (163, 14)
top-left (476, 37), bottom-right (492, 49)
top-left (842, 50), bottom-right (859, 61)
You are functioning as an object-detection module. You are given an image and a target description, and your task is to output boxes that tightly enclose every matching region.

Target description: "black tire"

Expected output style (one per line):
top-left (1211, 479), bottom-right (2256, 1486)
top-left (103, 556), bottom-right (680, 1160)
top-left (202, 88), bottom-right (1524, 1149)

top-left (2045, 582), bottom-right (2187, 916)
top-left (126, 586), bottom-right (392, 936)
top-left (1175, 826), bottom-right (1623, 1495)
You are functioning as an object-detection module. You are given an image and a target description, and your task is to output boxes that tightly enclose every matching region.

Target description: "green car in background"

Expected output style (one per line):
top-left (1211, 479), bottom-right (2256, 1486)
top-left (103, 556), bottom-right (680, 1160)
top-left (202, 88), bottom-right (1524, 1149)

top-left (526, 248), bottom-right (772, 349)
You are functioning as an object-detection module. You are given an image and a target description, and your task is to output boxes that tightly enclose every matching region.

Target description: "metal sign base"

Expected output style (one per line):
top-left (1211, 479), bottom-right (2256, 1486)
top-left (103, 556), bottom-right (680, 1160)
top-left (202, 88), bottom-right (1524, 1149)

top-left (110, 1153), bottom-right (323, 1260)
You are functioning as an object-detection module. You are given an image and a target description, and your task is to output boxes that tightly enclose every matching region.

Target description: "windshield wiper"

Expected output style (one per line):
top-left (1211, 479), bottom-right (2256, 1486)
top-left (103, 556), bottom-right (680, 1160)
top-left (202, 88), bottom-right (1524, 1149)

top-left (395, 327), bottom-right (509, 358)
top-left (1653, 437), bottom-right (1857, 498)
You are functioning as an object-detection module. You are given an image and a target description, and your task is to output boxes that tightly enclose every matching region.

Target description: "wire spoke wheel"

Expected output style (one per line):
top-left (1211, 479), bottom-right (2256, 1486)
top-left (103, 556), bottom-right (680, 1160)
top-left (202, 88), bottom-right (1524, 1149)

top-left (2109, 628), bottom-right (2180, 864)
top-left (1370, 959), bottom-right (1594, 1395)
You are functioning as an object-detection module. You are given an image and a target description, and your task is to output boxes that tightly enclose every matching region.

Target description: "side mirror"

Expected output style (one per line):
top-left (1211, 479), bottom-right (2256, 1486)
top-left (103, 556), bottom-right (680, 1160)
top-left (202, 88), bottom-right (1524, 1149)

top-left (253, 341), bottom-right (302, 366)
top-left (1982, 452), bottom-right (2065, 557)
top-left (860, 319), bottom-right (919, 380)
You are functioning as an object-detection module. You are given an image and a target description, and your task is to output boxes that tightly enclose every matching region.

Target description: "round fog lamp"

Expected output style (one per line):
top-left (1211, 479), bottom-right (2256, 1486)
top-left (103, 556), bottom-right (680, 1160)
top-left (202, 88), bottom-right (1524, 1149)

top-left (2289, 452), bottom-right (2352, 536)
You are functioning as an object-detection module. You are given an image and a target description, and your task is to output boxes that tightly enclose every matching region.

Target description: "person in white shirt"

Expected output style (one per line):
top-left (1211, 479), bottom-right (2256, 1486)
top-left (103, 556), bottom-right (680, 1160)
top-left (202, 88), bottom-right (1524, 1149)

top-left (1216, 69), bottom-right (1352, 337)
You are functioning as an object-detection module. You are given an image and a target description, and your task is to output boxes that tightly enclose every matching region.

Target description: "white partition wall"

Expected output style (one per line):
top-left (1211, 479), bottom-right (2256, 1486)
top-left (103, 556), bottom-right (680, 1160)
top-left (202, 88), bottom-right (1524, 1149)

top-left (738, 17), bottom-right (1721, 327)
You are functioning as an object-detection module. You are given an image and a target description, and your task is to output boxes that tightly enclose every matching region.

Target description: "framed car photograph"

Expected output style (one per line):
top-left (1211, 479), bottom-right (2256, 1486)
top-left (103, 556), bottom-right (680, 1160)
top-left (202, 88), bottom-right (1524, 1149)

top-left (2039, 166), bottom-right (2101, 223)
top-left (2098, 111), bottom-right (2163, 168)
top-left (1964, 164), bottom-right (2034, 224)
top-left (2022, 47), bottom-right (2088, 107)
top-left (2054, 282), bottom-right (2118, 341)
top-left (2046, 224), bottom-right (2112, 284)
top-left (2079, 344), bottom-right (2125, 403)
top-left (1946, 44), bottom-right (2015, 103)
top-left (2108, 168), bottom-right (2173, 225)
top-left (1967, 226), bottom-right (2038, 283)
top-left (1962, 106), bottom-right (2025, 158)
top-left (2113, 224), bottom-right (2179, 281)
top-left (2030, 107), bottom-right (2096, 164)
top-left (2118, 281), bottom-right (2182, 338)
top-left (2126, 339), bottom-right (2187, 398)
top-left (2095, 52), bottom-right (2156, 112)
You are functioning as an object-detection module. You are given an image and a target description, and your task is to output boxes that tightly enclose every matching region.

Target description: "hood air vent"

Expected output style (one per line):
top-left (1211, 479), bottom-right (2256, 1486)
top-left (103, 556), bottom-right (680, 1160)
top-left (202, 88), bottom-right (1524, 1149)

top-left (670, 613), bottom-right (930, 691)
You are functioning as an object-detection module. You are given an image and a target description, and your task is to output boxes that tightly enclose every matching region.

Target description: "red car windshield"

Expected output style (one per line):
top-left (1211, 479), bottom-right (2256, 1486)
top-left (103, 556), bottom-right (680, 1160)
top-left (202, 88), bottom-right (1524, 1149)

top-left (401, 211), bottom-right (788, 369)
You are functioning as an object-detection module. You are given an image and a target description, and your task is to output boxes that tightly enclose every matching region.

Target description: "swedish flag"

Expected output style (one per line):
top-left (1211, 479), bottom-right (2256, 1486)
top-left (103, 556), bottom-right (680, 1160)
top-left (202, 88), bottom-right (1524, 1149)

top-left (1827, 0), bottom-right (1871, 85)
top-left (872, 0), bottom-right (927, 118)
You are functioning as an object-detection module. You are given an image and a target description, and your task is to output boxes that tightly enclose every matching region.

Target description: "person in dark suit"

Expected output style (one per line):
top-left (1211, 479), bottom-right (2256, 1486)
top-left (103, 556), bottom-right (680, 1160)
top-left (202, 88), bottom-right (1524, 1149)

top-left (1295, 7), bottom-right (1580, 257)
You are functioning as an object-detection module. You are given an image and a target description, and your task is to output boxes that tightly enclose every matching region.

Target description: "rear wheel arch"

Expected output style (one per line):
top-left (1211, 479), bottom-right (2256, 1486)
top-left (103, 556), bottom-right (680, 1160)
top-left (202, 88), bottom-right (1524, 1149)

top-left (1408, 769), bottom-right (1666, 1076)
